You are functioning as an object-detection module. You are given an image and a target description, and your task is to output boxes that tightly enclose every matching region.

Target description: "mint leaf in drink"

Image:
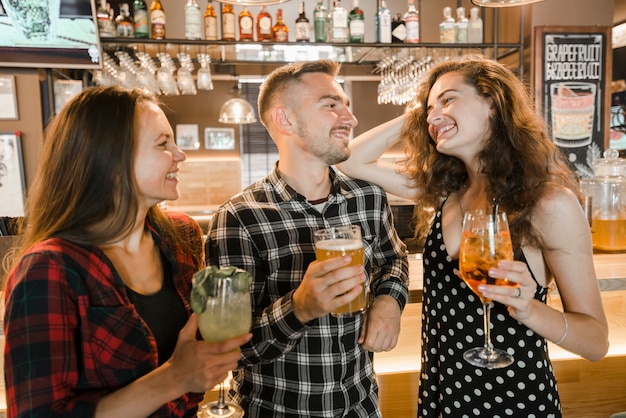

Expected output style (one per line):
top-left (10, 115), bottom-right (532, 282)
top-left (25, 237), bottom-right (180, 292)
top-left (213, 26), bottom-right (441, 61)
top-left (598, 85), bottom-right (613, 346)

top-left (190, 265), bottom-right (252, 314)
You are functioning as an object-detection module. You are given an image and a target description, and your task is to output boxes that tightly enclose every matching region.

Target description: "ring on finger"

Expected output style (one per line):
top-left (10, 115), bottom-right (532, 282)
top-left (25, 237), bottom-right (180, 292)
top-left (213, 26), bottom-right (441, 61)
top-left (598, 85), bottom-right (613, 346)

top-left (514, 287), bottom-right (522, 299)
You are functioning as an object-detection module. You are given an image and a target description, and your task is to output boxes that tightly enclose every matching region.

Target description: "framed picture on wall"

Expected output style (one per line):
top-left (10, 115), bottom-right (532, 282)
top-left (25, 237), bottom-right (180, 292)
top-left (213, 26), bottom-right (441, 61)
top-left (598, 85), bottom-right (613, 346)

top-left (176, 124), bottom-right (200, 150)
top-left (0, 132), bottom-right (26, 216)
top-left (53, 79), bottom-right (83, 115)
top-left (0, 75), bottom-right (18, 120)
top-left (534, 26), bottom-right (612, 178)
top-left (205, 127), bottom-right (235, 150)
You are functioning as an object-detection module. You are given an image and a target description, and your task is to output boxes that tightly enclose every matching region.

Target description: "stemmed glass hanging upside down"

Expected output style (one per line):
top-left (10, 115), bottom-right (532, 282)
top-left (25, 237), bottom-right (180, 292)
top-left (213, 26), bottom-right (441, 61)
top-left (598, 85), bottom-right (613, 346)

top-left (458, 210), bottom-right (518, 369)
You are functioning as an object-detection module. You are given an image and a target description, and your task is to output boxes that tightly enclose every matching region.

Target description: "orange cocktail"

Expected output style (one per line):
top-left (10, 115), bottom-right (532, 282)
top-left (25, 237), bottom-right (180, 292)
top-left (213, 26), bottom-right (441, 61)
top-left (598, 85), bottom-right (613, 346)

top-left (459, 228), bottom-right (515, 302)
top-left (458, 210), bottom-right (516, 369)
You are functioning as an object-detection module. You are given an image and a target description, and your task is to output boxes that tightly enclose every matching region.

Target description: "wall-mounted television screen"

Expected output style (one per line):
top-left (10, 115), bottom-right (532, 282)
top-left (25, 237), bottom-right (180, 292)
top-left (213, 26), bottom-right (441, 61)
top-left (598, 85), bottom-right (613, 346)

top-left (0, 0), bottom-right (101, 69)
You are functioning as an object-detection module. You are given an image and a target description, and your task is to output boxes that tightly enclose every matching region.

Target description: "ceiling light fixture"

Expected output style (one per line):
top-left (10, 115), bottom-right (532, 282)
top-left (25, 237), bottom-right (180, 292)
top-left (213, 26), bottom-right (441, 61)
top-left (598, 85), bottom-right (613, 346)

top-left (218, 81), bottom-right (257, 125)
top-left (470, 0), bottom-right (543, 7)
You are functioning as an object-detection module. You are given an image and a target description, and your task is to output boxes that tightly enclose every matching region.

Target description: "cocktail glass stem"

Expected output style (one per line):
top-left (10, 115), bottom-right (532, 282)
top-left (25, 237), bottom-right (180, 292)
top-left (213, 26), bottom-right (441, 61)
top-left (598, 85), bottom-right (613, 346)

top-left (463, 300), bottom-right (514, 368)
top-left (481, 301), bottom-right (496, 359)
top-left (460, 210), bottom-right (515, 369)
top-left (209, 383), bottom-right (230, 415)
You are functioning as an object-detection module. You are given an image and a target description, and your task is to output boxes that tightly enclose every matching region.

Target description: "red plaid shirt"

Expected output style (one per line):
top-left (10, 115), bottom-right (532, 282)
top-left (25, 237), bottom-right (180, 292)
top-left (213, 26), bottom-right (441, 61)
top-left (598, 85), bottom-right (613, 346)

top-left (3, 212), bottom-right (205, 417)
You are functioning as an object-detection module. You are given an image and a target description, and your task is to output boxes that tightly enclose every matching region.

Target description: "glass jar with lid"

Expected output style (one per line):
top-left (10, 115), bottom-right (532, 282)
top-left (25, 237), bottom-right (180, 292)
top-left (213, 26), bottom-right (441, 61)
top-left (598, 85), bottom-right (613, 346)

top-left (580, 149), bottom-right (626, 252)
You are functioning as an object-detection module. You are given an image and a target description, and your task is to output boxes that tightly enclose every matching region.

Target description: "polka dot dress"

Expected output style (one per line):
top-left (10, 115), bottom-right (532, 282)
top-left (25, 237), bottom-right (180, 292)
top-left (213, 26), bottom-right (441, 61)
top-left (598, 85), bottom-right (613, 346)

top-left (417, 208), bottom-right (562, 417)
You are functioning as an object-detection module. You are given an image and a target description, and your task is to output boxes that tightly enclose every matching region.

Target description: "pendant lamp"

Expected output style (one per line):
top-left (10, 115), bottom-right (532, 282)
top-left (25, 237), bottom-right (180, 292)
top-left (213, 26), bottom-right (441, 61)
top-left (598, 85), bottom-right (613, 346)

top-left (218, 82), bottom-right (257, 125)
top-left (471, 0), bottom-right (543, 6)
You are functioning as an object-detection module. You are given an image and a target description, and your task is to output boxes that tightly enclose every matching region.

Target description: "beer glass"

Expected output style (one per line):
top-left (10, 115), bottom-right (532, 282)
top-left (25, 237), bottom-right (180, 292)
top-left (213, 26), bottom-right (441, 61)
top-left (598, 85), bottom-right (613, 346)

top-left (458, 210), bottom-right (516, 369)
top-left (313, 225), bottom-right (366, 317)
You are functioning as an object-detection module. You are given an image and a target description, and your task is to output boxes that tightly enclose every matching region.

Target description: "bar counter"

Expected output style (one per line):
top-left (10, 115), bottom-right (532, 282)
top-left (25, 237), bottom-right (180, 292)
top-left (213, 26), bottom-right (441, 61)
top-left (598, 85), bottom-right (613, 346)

top-left (376, 252), bottom-right (626, 373)
top-left (374, 252), bottom-right (626, 417)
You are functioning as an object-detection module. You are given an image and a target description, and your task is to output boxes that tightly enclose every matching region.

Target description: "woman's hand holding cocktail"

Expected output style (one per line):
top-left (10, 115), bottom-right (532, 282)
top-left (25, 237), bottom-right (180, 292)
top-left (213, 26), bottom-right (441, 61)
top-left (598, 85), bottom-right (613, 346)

top-left (166, 313), bottom-right (252, 394)
top-left (479, 259), bottom-right (537, 321)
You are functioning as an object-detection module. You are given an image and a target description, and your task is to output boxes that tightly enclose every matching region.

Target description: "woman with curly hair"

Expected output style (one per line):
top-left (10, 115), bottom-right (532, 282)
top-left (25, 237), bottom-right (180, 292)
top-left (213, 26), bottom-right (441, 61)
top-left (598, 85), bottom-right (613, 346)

top-left (338, 56), bottom-right (608, 417)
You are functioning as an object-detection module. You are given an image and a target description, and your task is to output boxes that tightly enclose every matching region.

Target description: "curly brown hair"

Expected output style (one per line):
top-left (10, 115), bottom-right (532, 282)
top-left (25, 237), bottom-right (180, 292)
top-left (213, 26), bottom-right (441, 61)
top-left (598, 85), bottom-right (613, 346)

top-left (401, 56), bottom-right (580, 250)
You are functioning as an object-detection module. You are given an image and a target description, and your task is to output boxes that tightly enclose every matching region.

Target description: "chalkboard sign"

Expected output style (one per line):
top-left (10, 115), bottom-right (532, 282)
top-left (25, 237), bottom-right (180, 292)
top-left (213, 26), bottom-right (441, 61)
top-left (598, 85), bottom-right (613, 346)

top-left (534, 26), bottom-right (612, 178)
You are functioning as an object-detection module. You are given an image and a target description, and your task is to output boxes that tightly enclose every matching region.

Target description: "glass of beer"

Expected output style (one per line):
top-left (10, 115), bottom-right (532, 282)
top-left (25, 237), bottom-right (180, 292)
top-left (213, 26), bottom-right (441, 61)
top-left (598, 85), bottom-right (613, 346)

top-left (459, 210), bottom-right (516, 369)
top-left (313, 225), bottom-right (366, 317)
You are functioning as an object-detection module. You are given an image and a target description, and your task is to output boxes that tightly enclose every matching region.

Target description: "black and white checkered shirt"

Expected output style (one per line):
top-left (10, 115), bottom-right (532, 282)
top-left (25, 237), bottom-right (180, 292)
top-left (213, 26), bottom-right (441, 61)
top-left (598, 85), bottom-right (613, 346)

top-left (205, 165), bottom-right (409, 418)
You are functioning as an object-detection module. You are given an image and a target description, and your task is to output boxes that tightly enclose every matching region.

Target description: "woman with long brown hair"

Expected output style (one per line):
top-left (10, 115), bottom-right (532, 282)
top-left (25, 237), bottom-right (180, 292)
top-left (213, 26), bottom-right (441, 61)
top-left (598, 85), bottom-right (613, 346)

top-left (3, 86), bottom-right (250, 417)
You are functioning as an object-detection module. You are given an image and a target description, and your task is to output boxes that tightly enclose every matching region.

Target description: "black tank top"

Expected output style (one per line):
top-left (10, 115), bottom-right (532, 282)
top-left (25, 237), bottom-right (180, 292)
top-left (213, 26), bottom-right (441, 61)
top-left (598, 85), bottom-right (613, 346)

top-left (126, 254), bottom-right (188, 364)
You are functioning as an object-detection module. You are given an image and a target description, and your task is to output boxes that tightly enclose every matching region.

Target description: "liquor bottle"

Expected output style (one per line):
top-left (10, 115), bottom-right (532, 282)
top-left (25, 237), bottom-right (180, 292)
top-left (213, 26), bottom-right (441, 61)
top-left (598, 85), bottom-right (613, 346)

top-left (468, 6), bottom-right (483, 43)
top-left (116, 3), bottom-right (134, 38)
top-left (149, 0), bottom-right (165, 39)
top-left (239, 6), bottom-right (254, 41)
top-left (272, 8), bottom-right (289, 42)
top-left (222, 3), bottom-right (236, 41)
top-left (184, 0), bottom-right (202, 40)
top-left (439, 6), bottom-right (455, 44)
top-left (403, 0), bottom-right (418, 43)
top-left (295, 1), bottom-right (310, 42)
top-left (391, 13), bottom-right (405, 43)
top-left (348, 0), bottom-right (364, 43)
top-left (132, 0), bottom-right (149, 38)
top-left (257, 6), bottom-right (272, 41)
top-left (204, 0), bottom-right (218, 40)
top-left (330, 0), bottom-right (348, 43)
top-left (97, 0), bottom-right (116, 38)
top-left (455, 6), bottom-right (468, 44)
top-left (313, 0), bottom-right (329, 42)
top-left (375, 0), bottom-right (391, 44)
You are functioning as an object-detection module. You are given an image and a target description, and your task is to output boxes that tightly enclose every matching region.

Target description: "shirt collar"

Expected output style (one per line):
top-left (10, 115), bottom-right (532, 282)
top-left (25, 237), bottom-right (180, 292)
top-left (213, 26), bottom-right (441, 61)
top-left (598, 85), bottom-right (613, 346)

top-left (267, 162), bottom-right (344, 204)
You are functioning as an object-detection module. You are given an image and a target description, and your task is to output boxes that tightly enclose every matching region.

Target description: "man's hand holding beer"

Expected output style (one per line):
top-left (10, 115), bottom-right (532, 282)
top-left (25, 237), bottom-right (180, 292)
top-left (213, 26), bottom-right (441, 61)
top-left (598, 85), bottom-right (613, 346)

top-left (292, 256), bottom-right (366, 324)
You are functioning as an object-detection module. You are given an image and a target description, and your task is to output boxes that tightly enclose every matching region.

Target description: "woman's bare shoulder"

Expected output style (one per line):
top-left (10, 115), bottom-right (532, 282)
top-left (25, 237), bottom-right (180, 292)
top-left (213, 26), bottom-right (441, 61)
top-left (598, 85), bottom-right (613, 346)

top-left (531, 183), bottom-right (589, 249)
top-left (532, 183), bottom-right (580, 216)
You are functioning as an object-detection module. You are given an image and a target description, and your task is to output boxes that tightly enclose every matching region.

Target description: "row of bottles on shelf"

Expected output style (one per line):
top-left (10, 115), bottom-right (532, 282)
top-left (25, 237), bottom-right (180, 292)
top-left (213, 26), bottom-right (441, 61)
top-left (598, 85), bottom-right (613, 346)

top-left (97, 0), bottom-right (161, 39)
top-left (439, 6), bottom-right (483, 44)
top-left (96, 0), bottom-right (428, 44)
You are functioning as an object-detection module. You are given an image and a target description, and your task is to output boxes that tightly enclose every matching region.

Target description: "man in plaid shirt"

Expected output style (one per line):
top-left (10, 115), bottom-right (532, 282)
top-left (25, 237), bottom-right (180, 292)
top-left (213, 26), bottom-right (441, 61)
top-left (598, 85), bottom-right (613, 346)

top-left (205, 60), bottom-right (409, 417)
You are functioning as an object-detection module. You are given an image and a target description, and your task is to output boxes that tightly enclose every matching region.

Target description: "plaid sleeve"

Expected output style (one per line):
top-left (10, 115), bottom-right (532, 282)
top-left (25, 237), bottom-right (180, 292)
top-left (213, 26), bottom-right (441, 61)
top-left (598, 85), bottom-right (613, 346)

top-left (369, 197), bottom-right (410, 311)
top-left (4, 251), bottom-right (106, 417)
top-left (205, 206), bottom-right (309, 367)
